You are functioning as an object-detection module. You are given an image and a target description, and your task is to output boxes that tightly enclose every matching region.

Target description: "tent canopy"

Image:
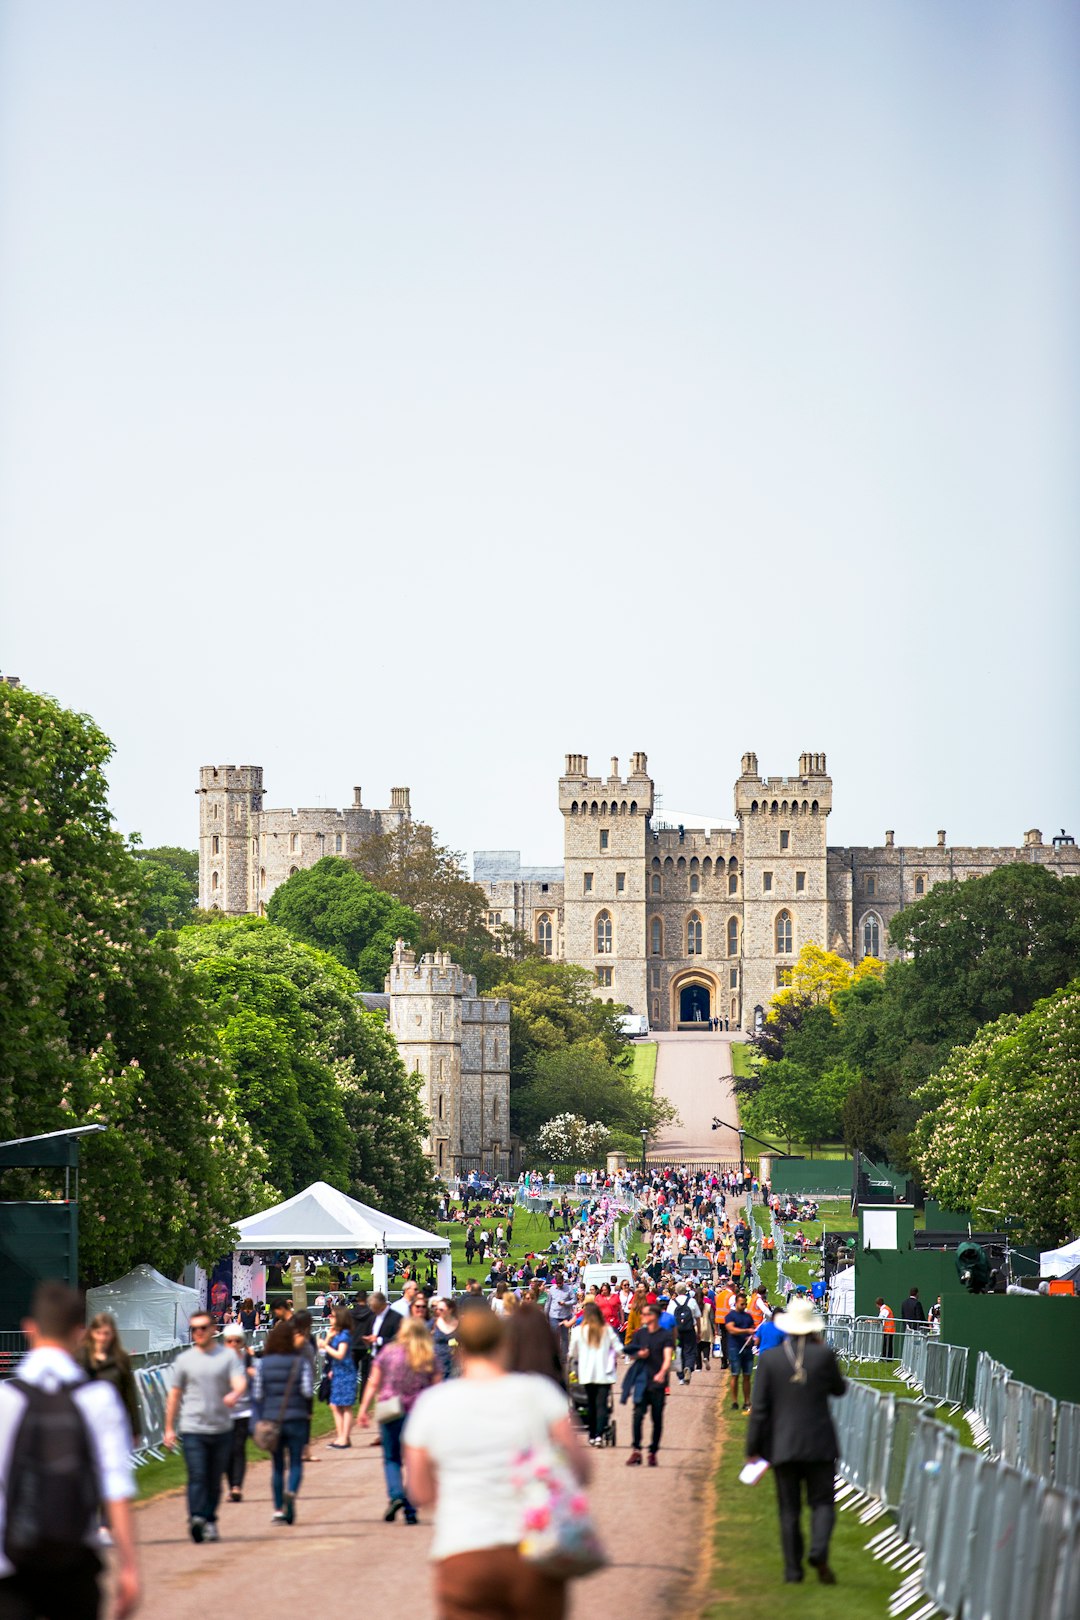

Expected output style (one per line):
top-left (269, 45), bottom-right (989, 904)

top-left (828, 1267), bottom-right (855, 1317)
top-left (233, 1181), bottom-right (449, 1253)
top-left (1040, 1236), bottom-right (1080, 1278)
top-left (86, 1263), bottom-right (199, 1350)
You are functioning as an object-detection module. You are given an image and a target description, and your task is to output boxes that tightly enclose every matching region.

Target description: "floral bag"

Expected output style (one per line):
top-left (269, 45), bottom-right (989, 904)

top-left (512, 1446), bottom-right (607, 1580)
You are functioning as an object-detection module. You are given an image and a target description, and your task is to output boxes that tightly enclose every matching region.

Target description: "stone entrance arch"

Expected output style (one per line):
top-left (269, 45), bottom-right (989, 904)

top-left (671, 970), bottom-right (719, 1030)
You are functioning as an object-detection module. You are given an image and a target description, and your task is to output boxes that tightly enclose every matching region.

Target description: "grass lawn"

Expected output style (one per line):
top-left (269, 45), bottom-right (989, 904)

top-left (624, 1040), bottom-right (657, 1091)
top-left (705, 1404), bottom-right (901, 1615)
top-left (730, 1042), bottom-right (754, 1080)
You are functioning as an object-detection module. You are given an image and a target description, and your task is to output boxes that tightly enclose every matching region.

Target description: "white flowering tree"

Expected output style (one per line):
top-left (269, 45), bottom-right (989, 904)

top-left (910, 979), bottom-right (1080, 1245)
top-left (535, 1113), bottom-right (610, 1167)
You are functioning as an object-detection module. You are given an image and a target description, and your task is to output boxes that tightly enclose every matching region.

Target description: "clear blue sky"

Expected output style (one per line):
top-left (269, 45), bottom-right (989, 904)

top-left (1, 2), bottom-right (1077, 863)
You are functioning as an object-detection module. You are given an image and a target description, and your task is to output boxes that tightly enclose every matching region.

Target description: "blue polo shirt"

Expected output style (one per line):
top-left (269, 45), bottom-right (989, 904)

top-left (754, 1319), bottom-right (787, 1353)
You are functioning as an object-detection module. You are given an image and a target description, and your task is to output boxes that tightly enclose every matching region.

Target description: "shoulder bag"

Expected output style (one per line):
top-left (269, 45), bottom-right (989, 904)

top-left (252, 1356), bottom-right (301, 1452)
top-left (513, 1444), bottom-right (607, 1580)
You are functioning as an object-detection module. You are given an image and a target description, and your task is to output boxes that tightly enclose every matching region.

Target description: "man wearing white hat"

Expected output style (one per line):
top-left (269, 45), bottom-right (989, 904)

top-left (745, 1295), bottom-right (847, 1585)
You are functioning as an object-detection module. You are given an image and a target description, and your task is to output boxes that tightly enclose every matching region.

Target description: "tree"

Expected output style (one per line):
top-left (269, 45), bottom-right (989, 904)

top-left (750, 944), bottom-right (884, 1062)
top-left (909, 980), bottom-right (1080, 1244)
top-left (177, 917), bottom-right (437, 1223)
top-left (350, 821), bottom-right (489, 957)
top-left (535, 1115), bottom-right (611, 1166)
top-left (266, 857), bottom-right (422, 989)
top-left (513, 1046), bottom-right (677, 1145)
top-left (0, 683), bottom-right (267, 1282)
top-left (887, 865), bottom-right (1080, 1053)
top-left (128, 843), bottom-right (199, 933)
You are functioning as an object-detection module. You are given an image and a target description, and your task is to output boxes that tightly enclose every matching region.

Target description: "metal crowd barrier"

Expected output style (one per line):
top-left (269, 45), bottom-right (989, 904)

top-left (831, 1382), bottom-right (1080, 1620)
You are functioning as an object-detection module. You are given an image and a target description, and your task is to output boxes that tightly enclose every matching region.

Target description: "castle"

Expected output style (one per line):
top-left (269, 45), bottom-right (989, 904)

top-left (197, 752), bottom-right (1078, 1166)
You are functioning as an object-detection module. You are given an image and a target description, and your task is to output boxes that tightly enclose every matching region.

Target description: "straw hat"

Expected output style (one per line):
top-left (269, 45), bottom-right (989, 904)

top-left (773, 1296), bottom-right (826, 1337)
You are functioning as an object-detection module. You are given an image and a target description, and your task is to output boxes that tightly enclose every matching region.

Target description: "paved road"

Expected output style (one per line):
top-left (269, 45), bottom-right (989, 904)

top-left (119, 1367), bottom-right (720, 1619)
top-left (648, 1032), bottom-right (744, 1161)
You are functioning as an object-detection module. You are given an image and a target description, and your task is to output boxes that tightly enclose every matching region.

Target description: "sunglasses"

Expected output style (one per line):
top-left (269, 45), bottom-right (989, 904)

top-left (191, 1323), bottom-right (214, 1333)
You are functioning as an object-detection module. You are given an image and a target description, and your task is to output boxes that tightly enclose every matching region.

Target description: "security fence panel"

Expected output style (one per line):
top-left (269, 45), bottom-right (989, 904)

top-left (944, 1342), bottom-right (969, 1407)
top-left (1052, 1402), bottom-right (1080, 1497)
top-left (1001, 1379), bottom-right (1025, 1468)
top-left (926, 1443), bottom-right (987, 1619)
top-left (1047, 1491), bottom-right (1080, 1620)
top-left (971, 1462), bottom-right (1026, 1620)
top-left (885, 1399), bottom-right (922, 1514)
top-left (1028, 1390), bottom-right (1057, 1482)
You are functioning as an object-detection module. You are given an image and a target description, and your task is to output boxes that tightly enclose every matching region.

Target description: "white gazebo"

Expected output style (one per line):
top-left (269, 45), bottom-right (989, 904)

top-left (1040, 1235), bottom-right (1080, 1279)
top-left (233, 1180), bottom-right (452, 1296)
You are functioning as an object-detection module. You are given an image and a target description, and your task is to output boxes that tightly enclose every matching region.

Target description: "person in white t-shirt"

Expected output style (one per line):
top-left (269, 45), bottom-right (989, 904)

top-left (404, 1308), bottom-right (590, 1619)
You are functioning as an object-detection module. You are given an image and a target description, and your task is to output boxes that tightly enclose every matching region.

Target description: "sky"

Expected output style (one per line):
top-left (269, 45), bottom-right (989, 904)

top-left (1, 2), bottom-right (1077, 868)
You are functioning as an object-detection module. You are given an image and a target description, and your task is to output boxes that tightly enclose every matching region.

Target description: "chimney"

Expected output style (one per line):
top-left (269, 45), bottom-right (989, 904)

top-left (630, 751), bottom-right (648, 776)
top-left (353, 786), bottom-right (363, 807)
top-left (741, 752), bottom-right (759, 778)
top-left (391, 787), bottom-right (411, 811)
top-left (885, 830), bottom-right (894, 848)
top-left (937, 829), bottom-right (947, 847)
top-left (609, 757), bottom-right (619, 780)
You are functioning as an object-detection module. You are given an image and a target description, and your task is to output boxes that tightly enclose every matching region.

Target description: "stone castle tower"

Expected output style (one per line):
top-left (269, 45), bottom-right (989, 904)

top-left (385, 941), bottom-right (511, 1178)
top-left (197, 766), bottom-right (412, 915)
top-left (559, 753), bottom-right (654, 1018)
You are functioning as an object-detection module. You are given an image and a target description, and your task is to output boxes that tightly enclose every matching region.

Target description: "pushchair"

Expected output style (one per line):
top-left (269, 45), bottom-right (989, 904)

top-left (569, 1378), bottom-right (617, 1448)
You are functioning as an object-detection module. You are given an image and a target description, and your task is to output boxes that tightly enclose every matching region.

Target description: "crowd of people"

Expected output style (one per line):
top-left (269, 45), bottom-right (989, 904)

top-left (0, 1166), bottom-right (859, 1618)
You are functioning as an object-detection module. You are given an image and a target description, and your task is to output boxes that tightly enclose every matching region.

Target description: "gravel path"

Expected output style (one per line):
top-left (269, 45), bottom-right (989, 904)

top-left (649, 1032), bottom-right (744, 1161)
top-left (121, 1368), bottom-right (721, 1619)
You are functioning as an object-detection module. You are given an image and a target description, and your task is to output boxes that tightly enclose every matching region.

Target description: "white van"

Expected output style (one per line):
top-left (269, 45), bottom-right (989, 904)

top-left (618, 1013), bottom-right (649, 1039)
top-left (581, 1261), bottom-right (635, 1293)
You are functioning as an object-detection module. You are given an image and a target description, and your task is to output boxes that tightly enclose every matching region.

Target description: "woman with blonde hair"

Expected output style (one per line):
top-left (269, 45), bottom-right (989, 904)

top-left (358, 1316), bottom-right (440, 1524)
top-left (623, 1284), bottom-right (647, 1346)
top-left (568, 1301), bottom-right (621, 1446)
top-left (404, 1308), bottom-right (590, 1619)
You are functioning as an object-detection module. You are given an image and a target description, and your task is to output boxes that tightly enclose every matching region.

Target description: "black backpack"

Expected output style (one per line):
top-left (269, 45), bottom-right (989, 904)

top-left (4, 1380), bottom-right (100, 1573)
top-left (674, 1302), bottom-right (695, 1335)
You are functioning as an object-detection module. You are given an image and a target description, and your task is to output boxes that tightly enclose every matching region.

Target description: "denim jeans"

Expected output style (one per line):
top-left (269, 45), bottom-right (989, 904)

top-left (380, 1415), bottom-right (414, 1518)
top-left (271, 1418), bottom-right (308, 1510)
top-left (181, 1430), bottom-right (232, 1523)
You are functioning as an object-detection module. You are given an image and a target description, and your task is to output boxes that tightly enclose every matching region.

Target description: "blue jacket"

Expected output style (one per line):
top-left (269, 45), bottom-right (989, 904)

top-left (252, 1352), bottom-right (313, 1424)
top-left (620, 1358), bottom-right (650, 1406)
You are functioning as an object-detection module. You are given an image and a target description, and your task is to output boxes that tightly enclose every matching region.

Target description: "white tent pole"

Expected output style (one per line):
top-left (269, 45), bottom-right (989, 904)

top-left (372, 1248), bottom-right (390, 1297)
top-left (436, 1252), bottom-right (453, 1296)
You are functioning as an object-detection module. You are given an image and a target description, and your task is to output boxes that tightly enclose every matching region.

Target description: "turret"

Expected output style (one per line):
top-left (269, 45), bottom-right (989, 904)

top-left (197, 765), bottom-right (264, 913)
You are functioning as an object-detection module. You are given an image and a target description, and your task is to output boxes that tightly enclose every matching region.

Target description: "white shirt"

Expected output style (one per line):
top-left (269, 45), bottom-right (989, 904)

top-left (568, 1324), bottom-right (621, 1385)
top-left (0, 1346), bottom-right (135, 1577)
top-left (390, 1296), bottom-right (413, 1317)
top-left (404, 1373), bottom-right (568, 1560)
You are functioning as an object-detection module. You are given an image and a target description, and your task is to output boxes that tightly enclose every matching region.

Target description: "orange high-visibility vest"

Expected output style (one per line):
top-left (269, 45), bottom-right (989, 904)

top-left (749, 1294), bottom-right (768, 1326)
top-left (880, 1306), bottom-right (895, 1331)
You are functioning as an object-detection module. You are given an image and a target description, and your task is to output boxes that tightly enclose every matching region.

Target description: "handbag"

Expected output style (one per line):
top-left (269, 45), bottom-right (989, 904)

top-left (513, 1445), bottom-right (607, 1580)
top-left (373, 1393), bottom-right (404, 1424)
top-left (252, 1354), bottom-right (301, 1452)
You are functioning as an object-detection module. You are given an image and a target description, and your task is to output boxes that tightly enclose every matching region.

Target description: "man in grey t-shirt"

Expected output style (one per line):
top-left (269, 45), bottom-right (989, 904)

top-left (164, 1312), bottom-right (246, 1544)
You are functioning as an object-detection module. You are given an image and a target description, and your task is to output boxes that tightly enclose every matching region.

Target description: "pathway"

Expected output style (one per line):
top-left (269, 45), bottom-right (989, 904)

top-left (119, 1367), bottom-right (721, 1619)
top-left (649, 1032), bottom-right (744, 1161)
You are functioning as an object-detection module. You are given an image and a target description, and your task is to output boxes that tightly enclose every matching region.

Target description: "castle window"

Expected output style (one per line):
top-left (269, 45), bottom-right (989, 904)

top-left (863, 913), bottom-right (881, 958)
top-left (776, 965), bottom-right (792, 988)
top-left (211, 871), bottom-right (219, 891)
top-left (234, 800), bottom-right (243, 822)
top-left (727, 917), bottom-right (739, 957)
top-left (438, 1093), bottom-right (444, 1119)
top-left (687, 913), bottom-right (702, 955)
top-left (583, 872), bottom-right (593, 894)
top-left (651, 874), bottom-right (661, 895)
top-left (536, 913), bottom-right (553, 956)
top-left (728, 872), bottom-right (738, 895)
top-left (652, 999), bottom-right (660, 1024)
top-left (690, 874), bottom-right (699, 894)
top-left (595, 911), bottom-right (613, 954)
top-left (775, 910), bottom-right (793, 953)
top-left (762, 871), bottom-right (773, 893)
top-left (866, 875), bottom-right (876, 897)
top-left (796, 870), bottom-right (805, 893)
top-left (335, 833), bottom-right (342, 852)
top-left (290, 832), bottom-right (298, 853)
top-left (729, 967), bottom-right (738, 989)
top-left (915, 876), bottom-right (925, 896)
top-left (652, 856), bottom-right (661, 870)
top-left (651, 967), bottom-right (661, 988)
top-left (211, 803), bottom-right (218, 819)
top-left (289, 866), bottom-right (298, 877)
top-left (600, 829), bottom-right (609, 850)
top-left (702, 856), bottom-right (712, 875)
top-left (616, 872), bottom-right (625, 894)
top-left (251, 838), bottom-right (258, 856)
top-left (651, 918), bottom-right (663, 956)
top-left (541, 883), bottom-right (549, 893)
top-left (260, 868), bottom-right (266, 886)
top-left (596, 965), bottom-right (613, 987)
top-left (780, 830), bottom-right (790, 851)
top-left (211, 835), bottom-right (219, 855)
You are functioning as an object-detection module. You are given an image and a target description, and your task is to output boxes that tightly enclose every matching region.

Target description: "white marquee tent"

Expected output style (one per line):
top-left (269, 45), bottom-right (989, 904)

top-left (1040, 1235), bottom-right (1080, 1279)
top-left (827, 1265), bottom-right (855, 1317)
top-left (86, 1264), bottom-right (200, 1351)
top-left (233, 1181), bottom-right (451, 1295)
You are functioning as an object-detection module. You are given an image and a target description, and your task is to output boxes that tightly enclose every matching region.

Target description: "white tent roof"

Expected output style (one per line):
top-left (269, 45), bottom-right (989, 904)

top-left (85, 1264), bottom-right (200, 1350)
top-left (233, 1181), bottom-right (449, 1253)
top-left (1040, 1236), bottom-right (1080, 1278)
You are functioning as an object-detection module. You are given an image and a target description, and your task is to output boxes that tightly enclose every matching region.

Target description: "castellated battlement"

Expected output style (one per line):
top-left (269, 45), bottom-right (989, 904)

top-left (558, 750), bottom-right (654, 816)
top-left (734, 753), bottom-right (833, 818)
top-left (198, 764), bottom-right (264, 794)
top-left (387, 939), bottom-right (467, 997)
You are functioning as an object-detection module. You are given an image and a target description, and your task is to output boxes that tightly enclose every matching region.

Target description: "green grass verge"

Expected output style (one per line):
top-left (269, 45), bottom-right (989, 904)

top-left (730, 1042), bottom-right (754, 1080)
top-left (624, 1040), bottom-right (657, 1091)
top-left (134, 1402), bottom-right (337, 1503)
top-left (706, 1404), bottom-right (901, 1613)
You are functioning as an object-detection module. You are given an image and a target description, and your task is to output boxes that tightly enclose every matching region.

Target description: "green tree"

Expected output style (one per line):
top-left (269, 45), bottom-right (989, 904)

top-left (513, 1046), bottom-right (676, 1147)
top-left (909, 980), bottom-right (1080, 1244)
top-left (177, 917), bottom-right (437, 1223)
top-left (0, 683), bottom-right (267, 1282)
top-left (128, 843), bottom-right (199, 933)
top-left (350, 821), bottom-right (489, 957)
top-left (266, 857), bottom-right (422, 989)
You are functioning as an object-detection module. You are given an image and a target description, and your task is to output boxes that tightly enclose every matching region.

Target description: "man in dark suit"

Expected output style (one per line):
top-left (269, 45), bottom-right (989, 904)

top-left (745, 1296), bottom-right (847, 1585)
